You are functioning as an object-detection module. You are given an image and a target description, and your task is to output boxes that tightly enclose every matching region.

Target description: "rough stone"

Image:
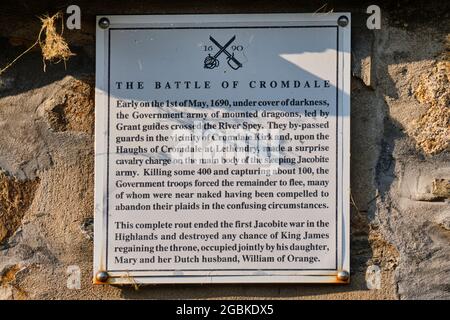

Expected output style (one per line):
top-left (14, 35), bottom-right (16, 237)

top-left (0, 0), bottom-right (448, 300)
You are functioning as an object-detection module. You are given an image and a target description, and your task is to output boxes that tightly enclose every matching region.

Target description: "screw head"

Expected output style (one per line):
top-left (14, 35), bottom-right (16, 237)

top-left (337, 15), bottom-right (349, 27)
top-left (337, 270), bottom-right (350, 282)
top-left (98, 17), bottom-right (110, 29)
top-left (96, 271), bottom-right (109, 282)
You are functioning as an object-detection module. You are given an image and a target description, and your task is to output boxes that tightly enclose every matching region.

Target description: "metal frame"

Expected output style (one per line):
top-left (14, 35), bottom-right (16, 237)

top-left (94, 13), bottom-right (351, 285)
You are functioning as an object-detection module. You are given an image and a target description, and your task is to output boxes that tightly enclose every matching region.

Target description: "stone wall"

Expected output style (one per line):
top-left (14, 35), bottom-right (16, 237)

top-left (0, 0), bottom-right (448, 300)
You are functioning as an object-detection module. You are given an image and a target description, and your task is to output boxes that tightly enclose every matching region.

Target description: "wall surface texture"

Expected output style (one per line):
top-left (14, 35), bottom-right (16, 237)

top-left (0, 0), bottom-right (448, 300)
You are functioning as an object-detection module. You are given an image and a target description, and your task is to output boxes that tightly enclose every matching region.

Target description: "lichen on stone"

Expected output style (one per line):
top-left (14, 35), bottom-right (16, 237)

top-left (0, 171), bottom-right (39, 243)
top-left (432, 178), bottom-right (450, 199)
top-left (40, 76), bottom-right (95, 134)
top-left (0, 265), bottom-right (28, 300)
top-left (409, 37), bottom-right (449, 154)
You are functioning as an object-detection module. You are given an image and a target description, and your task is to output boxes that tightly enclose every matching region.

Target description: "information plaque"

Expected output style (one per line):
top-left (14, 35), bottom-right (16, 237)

top-left (94, 14), bottom-right (351, 284)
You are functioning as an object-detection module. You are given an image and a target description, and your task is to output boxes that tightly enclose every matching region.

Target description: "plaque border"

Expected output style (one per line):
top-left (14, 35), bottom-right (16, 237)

top-left (94, 13), bottom-right (351, 284)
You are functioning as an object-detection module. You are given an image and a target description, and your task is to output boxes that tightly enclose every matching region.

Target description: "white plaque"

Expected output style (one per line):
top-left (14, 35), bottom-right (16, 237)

top-left (94, 14), bottom-right (351, 284)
